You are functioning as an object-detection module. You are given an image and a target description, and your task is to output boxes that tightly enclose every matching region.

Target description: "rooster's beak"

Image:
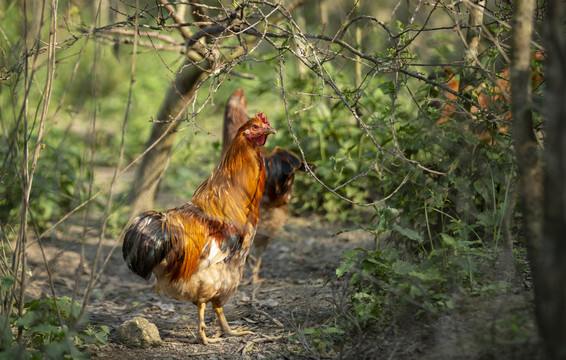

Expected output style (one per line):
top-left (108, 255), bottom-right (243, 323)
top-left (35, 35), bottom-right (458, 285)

top-left (264, 127), bottom-right (277, 135)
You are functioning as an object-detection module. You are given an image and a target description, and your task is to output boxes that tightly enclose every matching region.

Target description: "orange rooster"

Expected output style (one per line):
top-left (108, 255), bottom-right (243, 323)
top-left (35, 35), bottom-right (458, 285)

top-left (431, 51), bottom-right (545, 144)
top-left (222, 88), bottom-right (316, 284)
top-left (431, 67), bottom-right (460, 126)
top-left (122, 113), bottom-right (276, 344)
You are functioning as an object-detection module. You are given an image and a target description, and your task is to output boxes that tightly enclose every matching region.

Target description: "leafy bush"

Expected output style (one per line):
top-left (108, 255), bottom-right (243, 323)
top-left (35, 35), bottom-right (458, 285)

top-left (0, 295), bottom-right (108, 359)
top-left (292, 22), bottom-right (544, 351)
top-left (274, 74), bottom-right (388, 221)
top-left (335, 206), bottom-right (492, 325)
top-left (0, 129), bottom-right (87, 233)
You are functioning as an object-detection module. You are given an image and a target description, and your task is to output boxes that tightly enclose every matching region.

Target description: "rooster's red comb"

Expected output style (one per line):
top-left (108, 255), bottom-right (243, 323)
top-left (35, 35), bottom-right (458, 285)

top-left (254, 112), bottom-right (270, 126)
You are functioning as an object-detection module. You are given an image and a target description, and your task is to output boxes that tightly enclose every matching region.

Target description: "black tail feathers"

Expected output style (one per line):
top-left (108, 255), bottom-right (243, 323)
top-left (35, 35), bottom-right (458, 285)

top-left (122, 211), bottom-right (170, 280)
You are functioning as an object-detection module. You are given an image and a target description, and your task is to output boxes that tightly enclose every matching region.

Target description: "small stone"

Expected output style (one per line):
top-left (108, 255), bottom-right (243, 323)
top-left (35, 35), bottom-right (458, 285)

top-left (238, 292), bottom-right (251, 302)
top-left (259, 298), bottom-right (278, 308)
top-left (118, 316), bottom-right (162, 348)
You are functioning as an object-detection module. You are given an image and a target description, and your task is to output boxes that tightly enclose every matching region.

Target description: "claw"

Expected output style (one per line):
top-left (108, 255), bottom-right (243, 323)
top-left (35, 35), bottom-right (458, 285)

top-left (213, 304), bottom-right (252, 338)
top-left (246, 253), bottom-right (265, 286)
top-left (195, 302), bottom-right (252, 344)
top-left (224, 328), bottom-right (253, 336)
top-left (202, 334), bottom-right (223, 344)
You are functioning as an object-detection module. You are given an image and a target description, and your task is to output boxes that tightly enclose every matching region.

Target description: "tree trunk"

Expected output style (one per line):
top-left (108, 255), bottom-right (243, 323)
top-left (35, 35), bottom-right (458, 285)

top-left (510, 0), bottom-right (542, 346)
top-left (511, 0), bottom-right (566, 357)
top-left (511, 0), bottom-right (540, 266)
top-left (127, 59), bottom-right (210, 216)
top-left (539, 0), bottom-right (566, 357)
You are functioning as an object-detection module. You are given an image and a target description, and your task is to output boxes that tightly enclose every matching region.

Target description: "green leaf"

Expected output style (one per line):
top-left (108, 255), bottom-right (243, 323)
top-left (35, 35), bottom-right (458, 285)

top-left (32, 324), bottom-right (62, 335)
top-left (379, 81), bottom-right (395, 96)
top-left (0, 313), bottom-right (13, 349)
top-left (335, 264), bottom-right (350, 278)
top-left (341, 249), bottom-right (359, 259)
top-left (391, 260), bottom-right (414, 274)
top-left (323, 326), bottom-right (345, 335)
top-left (392, 225), bottom-right (422, 242)
top-left (440, 233), bottom-right (457, 247)
top-left (0, 275), bottom-right (14, 297)
top-left (302, 327), bottom-right (317, 335)
top-left (16, 310), bottom-right (39, 327)
top-left (94, 325), bottom-right (110, 344)
top-left (334, 225), bottom-right (365, 236)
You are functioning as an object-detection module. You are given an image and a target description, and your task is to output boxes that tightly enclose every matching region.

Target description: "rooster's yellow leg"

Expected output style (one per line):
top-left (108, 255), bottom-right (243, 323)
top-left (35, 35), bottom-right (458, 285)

top-left (196, 302), bottom-right (222, 344)
top-left (251, 254), bottom-right (264, 285)
top-left (212, 303), bottom-right (253, 337)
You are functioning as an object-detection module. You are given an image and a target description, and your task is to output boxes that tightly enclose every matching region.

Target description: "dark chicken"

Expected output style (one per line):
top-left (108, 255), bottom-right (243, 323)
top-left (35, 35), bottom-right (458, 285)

top-left (122, 113), bottom-right (276, 344)
top-left (222, 88), bottom-right (316, 283)
top-left (222, 88), bottom-right (248, 155)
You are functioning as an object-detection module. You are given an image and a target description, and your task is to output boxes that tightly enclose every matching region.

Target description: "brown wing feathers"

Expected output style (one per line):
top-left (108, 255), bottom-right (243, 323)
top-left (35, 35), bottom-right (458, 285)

top-left (162, 207), bottom-right (206, 283)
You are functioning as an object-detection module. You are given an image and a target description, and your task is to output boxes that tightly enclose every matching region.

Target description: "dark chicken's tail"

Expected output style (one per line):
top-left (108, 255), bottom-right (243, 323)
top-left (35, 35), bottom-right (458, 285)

top-left (122, 211), bottom-right (171, 280)
top-left (263, 147), bottom-right (317, 201)
top-left (297, 159), bottom-right (317, 174)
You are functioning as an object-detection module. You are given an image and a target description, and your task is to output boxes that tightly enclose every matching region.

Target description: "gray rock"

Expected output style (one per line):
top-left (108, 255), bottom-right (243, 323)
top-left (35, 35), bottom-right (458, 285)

top-left (118, 316), bottom-right (162, 348)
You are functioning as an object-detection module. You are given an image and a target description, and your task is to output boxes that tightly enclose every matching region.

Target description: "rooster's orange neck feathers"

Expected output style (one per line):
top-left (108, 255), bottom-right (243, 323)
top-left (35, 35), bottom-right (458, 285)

top-left (191, 116), bottom-right (267, 230)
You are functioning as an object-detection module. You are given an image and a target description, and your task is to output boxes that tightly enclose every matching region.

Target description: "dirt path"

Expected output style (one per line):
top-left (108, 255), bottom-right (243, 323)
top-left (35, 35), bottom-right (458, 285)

top-left (27, 215), bottom-right (374, 359)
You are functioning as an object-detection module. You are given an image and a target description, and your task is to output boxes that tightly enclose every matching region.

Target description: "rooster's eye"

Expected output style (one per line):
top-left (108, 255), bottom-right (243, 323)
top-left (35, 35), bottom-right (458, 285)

top-left (252, 125), bottom-right (259, 130)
